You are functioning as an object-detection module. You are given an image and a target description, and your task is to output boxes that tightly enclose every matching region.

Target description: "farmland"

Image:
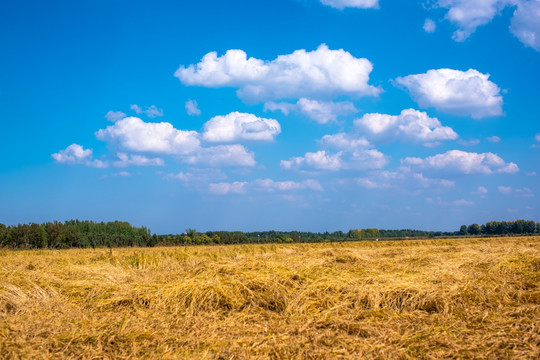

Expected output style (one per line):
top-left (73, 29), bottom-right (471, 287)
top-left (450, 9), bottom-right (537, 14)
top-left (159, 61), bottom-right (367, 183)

top-left (1, 237), bottom-right (539, 359)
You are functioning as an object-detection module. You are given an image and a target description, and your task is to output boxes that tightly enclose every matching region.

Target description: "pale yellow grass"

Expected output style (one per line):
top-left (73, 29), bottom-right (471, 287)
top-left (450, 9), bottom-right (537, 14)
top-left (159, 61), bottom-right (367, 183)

top-left (0, 237), bottom-right (539, 359)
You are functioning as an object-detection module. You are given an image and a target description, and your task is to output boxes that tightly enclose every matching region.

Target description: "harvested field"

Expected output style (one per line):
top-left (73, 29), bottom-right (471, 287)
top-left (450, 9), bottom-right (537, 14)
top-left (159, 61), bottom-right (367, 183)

top-left (0, 237), bottom-right (539, 359)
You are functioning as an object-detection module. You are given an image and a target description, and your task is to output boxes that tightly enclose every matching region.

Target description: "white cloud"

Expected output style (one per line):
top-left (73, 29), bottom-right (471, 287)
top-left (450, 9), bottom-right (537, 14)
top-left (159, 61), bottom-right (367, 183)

top-left (95, 117), bottom-right (200, 155)
top-left (130, 104), bottom-right (164, 118)
top-left (183, 144), bottom-right (256, 167)
top-left (320, 0), bottom-right (379, 9)
top-left (281, 148), bottom-right (388, 172)
top-left (52, 143), bottom-right (93, 164)
top-left (283, 128), bottom-right (389, 172)
top-left (530, 133), bottom-right (540, 148)
top-left (472, 186), bottom-right (489, 195)
top-left (52, 144), bottom-right (108, 168)
top-left (436, 0), bottom-right (512, 41)
top-left (104, 111), bottom-right (126, 122)
top-left (86, 160), bottom-right (108, 168)
top-left (423, 18), bottom-right (437, 33)
top-left (510, 1), bottom-right (540, 51)
top-left (208, 181), bottom-right (247, 195)
top-left (130, 104), bottom-right (143, 114)
top-left (396, 68), bottom-right (503, 118)
top-left (319, 133), bottom-right (371, 150)
top-left (95, 116), bottom-right (266, 168)
top-left (449, 199), bottom-right (475, 206)
top-left (347, 149), bottom-right (389, 170)
top-left (265, 98), bottom-right (357, 124)
top-left (432, 1), bottom-right (540, 51)
top-left (202, 112), bottom-right (281, 142)
top-left (515, 187), bottom-right (534, 197)
top-left (185, 99), bottom-right (201, 116)
top-left (167, 168), bottom-right (227, 183)
top-left (175, 44), bottom-right (380, 102)
top-left (402, 150), bottom-right (519, 174)
top-left (426, 196), bottom-right (474, 206)
top-left (145, 105), bottom-right (164, 118)
top-left (354, 109), bottom-right (458, 144)
top-left (281, 150), bottom-right (343, 171)
top-left (113, 153), bottom-right (164, 167)
top-left (252, 178), bottom-right (323, 192)
top-left (355, 178), bottom-right (381, 189)
top-left (263, 101), bottom-right (295, 115)
top-left (409, 172), bottom-right (456, 188)
top-left (497, 186), bottom-right (534, 197)
top-left (353, 167), bottom-right (455, 190)
top-left (487, 136), bottom-right (501, 143)
top-left (209, 178), bottom-right (323, 195)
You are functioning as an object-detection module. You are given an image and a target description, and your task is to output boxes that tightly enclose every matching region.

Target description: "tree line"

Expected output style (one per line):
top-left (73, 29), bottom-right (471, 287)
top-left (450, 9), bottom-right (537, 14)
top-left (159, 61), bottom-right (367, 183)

top-left (0, 220), bottom-right (152, 249)
top-left (459, 220), bottom-right (539, 236)
top-left (0, 219), bottom-right (538, 250)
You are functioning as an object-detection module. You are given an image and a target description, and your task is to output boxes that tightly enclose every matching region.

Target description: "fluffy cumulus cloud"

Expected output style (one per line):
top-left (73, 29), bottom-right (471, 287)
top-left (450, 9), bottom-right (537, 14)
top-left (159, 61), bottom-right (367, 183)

top-left (183, 145), bottom-right (256, 167)
top-left (52, 144), bottom-right (107, 168)
top-left (94, 116), bottom-right (266, 168)
top-left (320, 0), bottom-right (379, 9)
top-left (113, 153), bottom-right (164, 167)
top-left (354, 109), bottom-right (458, 144)
top-left (265, 98), bottom-right (357, 124)
top-left (52, 143), bottom-right (92, 164)
top-left (282, 128), bottom-right (389, 172)
top-left (396, 68), bottom-right (503, 118)
top-left (510, 0), bottom-right (540, 51)
top-left (185, 99), bottom-right (201, 116)
top-left (175, 44), bottom-right (379, 102)
top-left (104, 110), bottom-right (126, 122)
top-left (281, 148), bottom-right (388, 172)
top-left (96, 117), bottom-right (200, 154)
top-left (281, 150), bottom-right (343, 171)
top-left (423, 19), bottom-right (437, 33)
top-left (487, 136), bottom-right (501, 143)
top-left (402, 150), bottom-right (519, 174)
top-left (498, 185), bottom-right (513, 194)
top-left (202, 112), bottom-right (281, 142)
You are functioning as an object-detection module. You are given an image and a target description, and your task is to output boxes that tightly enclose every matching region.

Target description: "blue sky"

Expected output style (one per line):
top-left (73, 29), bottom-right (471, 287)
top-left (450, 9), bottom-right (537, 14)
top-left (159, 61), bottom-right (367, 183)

top-left (1, 0), bottom-right (539, 233)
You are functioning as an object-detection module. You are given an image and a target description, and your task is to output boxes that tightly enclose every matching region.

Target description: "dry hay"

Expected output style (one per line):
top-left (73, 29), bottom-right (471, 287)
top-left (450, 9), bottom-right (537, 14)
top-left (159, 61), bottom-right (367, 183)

top-left (0, 237), bottom-right (539, 359)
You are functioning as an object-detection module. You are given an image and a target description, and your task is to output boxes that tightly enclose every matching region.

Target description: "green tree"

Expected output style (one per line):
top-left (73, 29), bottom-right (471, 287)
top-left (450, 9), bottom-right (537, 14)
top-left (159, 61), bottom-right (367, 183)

top-left (467, 224), bottom-right (481, 235)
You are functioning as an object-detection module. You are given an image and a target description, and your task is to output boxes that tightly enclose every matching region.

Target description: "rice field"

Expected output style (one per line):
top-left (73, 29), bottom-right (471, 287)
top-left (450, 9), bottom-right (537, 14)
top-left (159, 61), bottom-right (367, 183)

top-left (0, 237), bottom-right (539, 359)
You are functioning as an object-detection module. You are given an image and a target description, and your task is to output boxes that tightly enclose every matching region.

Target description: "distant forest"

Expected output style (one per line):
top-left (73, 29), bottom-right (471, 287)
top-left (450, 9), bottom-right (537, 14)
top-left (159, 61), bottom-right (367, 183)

top-left (0, 219), bottom-right (539, 249)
